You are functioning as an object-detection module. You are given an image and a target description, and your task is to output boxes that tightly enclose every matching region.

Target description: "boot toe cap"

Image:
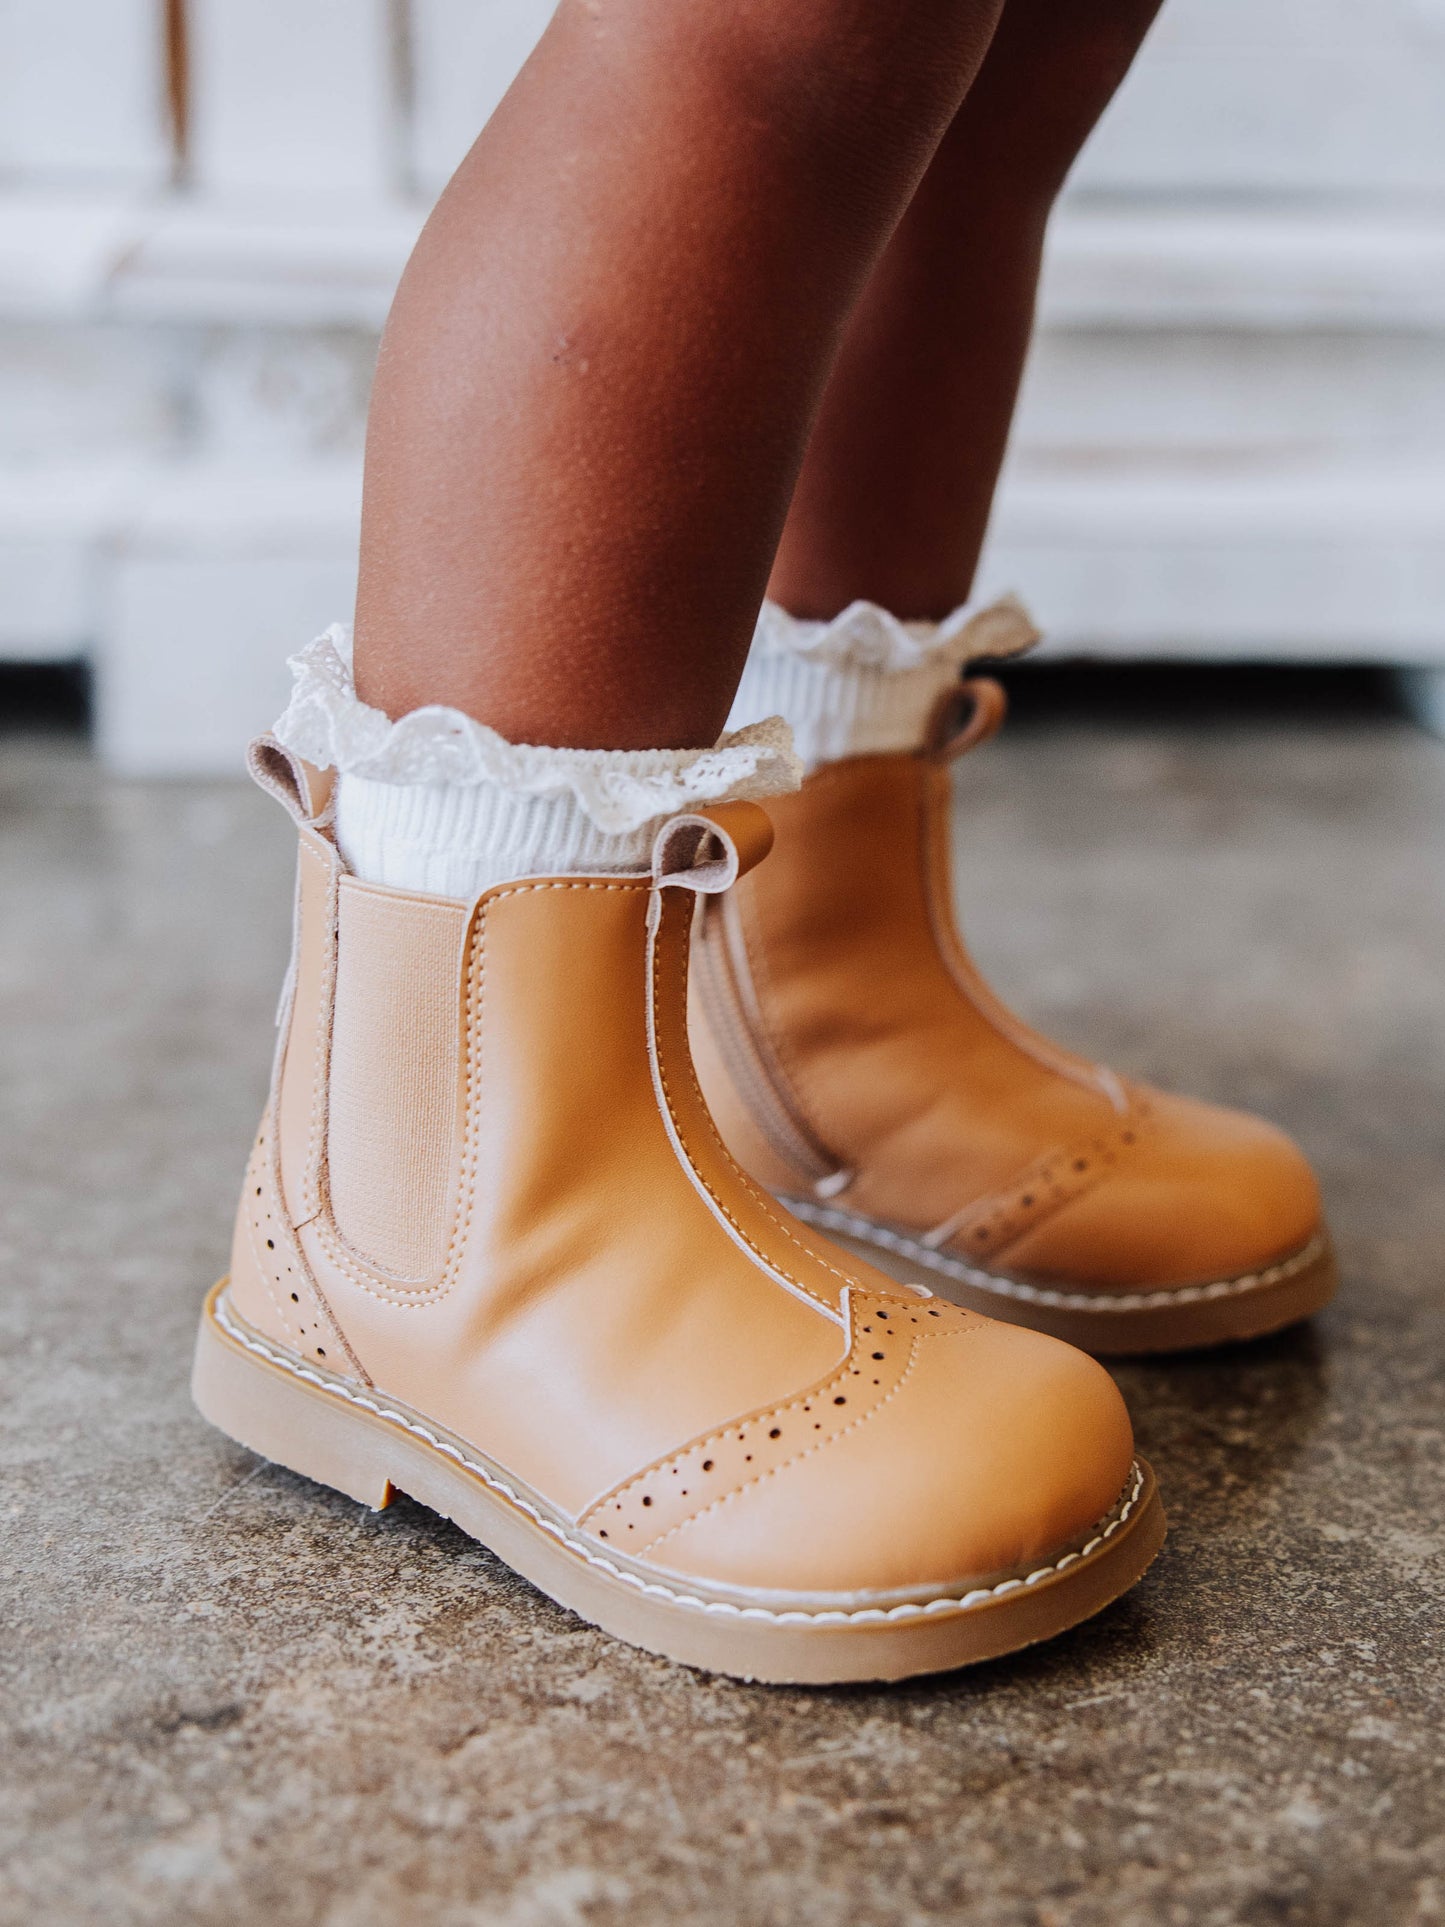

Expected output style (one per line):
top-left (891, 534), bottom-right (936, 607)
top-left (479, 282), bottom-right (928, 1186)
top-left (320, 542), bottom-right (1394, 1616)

top-left (996, 1089), bottom-right (1325, 1294)
top-left (637, 1312), bottom-right (1136, 1600)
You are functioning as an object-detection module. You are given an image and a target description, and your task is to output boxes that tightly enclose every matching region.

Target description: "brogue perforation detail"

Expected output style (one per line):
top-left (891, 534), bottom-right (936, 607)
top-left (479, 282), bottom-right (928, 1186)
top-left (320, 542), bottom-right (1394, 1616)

top-left (925, 1098), bottom-right (1158, 1263)
top-left (243, 1118), bottom-right (360, 1375)
top-left (580, 1292), bottom-right (983, 1552)
top-left (214, 1290), bottom-right (1141, 1622)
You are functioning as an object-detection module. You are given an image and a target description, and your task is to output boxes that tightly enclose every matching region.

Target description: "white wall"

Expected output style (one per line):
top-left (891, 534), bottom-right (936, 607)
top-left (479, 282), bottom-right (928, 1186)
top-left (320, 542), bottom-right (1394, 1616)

top-left (1, 0), bottom-right (1442, 769)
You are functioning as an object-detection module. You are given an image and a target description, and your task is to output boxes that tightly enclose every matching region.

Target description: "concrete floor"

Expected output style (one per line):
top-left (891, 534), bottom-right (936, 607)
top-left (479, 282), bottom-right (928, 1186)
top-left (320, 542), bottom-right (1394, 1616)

top-left (2, 692), bottom-right (1443, 1926)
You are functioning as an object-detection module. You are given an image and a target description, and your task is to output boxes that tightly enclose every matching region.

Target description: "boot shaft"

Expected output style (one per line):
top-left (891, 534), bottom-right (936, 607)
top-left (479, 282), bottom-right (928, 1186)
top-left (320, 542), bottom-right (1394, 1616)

top-left (228, 749), bottom-right (854, 1508)
top-left (196, 737), bottom-right (1154, 1671)
top-left (690, 747), bottom-right (1125, 1225)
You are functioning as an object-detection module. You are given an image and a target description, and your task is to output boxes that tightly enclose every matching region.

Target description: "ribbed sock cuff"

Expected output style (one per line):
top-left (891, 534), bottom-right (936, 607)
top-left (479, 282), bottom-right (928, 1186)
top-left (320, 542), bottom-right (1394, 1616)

top-left (726, 597), bottom-right (1039, 769)
top-left (333, 772), bottom-right (668, 898)
top-left (272, 625), bottom-right (802, 899)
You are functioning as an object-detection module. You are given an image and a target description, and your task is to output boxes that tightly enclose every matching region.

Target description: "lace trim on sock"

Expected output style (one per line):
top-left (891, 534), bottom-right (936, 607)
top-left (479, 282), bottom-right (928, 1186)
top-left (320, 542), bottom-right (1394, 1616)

top-left (274, 625), bottom-right (802, 837)
top-left (751, 594), bottom-right (1039, 672)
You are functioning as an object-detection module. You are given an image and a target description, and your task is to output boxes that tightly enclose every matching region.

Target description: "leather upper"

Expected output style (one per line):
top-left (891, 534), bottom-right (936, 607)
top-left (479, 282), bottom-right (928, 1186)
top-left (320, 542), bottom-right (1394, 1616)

top-left (227, 748), bottom-right (1135, 1596)
top-left (691, 745), bottom-right (1324, 1295)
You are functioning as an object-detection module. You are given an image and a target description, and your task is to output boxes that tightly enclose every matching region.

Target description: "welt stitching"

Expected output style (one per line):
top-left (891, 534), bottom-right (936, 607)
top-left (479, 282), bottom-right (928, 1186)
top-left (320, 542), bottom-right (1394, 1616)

top-left (214, 1291), bottom-right (1146, 1622)
top-left (650, 905), bottom-right (837, 1310)
top-left (637, 1334), bottom-right (929, 1553)
top-left (790, 1198), bottom-right (1329, 1312)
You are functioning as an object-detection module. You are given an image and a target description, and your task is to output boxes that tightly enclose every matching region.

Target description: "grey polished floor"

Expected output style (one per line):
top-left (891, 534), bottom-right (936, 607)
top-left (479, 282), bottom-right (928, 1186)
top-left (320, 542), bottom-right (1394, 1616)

top-left (3, 684), bottom-right (1443, 1926)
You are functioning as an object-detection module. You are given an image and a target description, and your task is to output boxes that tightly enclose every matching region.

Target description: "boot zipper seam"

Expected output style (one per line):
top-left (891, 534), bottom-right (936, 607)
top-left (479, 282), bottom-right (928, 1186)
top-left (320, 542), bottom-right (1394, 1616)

top-left (695, 895), bottom-right (852, 1200)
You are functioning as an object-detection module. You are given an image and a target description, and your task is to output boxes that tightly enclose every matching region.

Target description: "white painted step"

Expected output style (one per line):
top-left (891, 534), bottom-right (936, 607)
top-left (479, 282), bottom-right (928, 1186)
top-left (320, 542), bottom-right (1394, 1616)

top-left (5, 190), bottom-right (1443, 332)
top-left (3, 452), bottom-right (1440, 769)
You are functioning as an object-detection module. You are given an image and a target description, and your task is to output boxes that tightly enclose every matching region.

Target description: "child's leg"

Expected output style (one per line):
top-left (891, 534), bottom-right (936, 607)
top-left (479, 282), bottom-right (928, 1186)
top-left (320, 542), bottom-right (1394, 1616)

top-left (216, 1), bottom-right (1168, 1682)
top-left (767, 0), bottom-right (1164, 619)
top-left (696, 1), bottom-right (1331, 1358)
top-left (353, 0), bottom-right (1007, 751)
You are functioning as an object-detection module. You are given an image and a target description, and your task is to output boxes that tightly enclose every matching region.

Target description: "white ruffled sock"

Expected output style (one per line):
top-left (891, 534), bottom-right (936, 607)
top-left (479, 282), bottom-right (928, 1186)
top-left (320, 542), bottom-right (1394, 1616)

top-left (271, 626), bottom-right (802, 900)
top-left (725, 594), bottom-right (1040, 770)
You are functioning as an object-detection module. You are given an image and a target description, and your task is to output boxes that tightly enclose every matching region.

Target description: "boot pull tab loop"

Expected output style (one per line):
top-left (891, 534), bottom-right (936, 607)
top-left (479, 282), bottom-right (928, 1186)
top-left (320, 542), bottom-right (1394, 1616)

top-left (925, 676), bottom-right (1010, 764)
top-left (650, 801), bottom-right (774, 906)
top-left (922, 593), bottom-right (1040, 763)
top-left (247, 733), bottom-right (336, 831)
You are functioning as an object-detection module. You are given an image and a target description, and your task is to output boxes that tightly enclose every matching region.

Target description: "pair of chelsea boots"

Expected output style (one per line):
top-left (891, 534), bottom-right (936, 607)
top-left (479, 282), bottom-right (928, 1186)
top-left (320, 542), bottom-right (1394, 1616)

top-left (193, 676), bottom-right (1333, 1683)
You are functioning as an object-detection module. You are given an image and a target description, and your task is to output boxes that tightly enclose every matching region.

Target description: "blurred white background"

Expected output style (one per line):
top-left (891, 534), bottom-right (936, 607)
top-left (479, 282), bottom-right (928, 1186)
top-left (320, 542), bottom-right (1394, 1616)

top-left (1, 0), bottom-right (1443, 770)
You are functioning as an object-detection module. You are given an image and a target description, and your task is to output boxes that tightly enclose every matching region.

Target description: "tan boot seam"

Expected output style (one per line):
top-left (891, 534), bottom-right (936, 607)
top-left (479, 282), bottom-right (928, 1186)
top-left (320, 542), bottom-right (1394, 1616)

top-left (305, 878), bottom-right (646, 1310)
top-left (788, 1199), bottom-right (1331, 1313)
top-left (297, 835), bottom-right (339, 1225)
top-left (633, 1334), bottom-right (928, 1554)
top-left (319, 891), bottom-right (481, 1288)
top-left (924, 1106), bottom-right (1154, 1261)
top-left (256, 1111), bottom-right (370, 1382)
top-left (731, 881), bottom-right (842, 1181)
top-left (693, 899), bottom-right (845, 1193)
top-left (578, 1294), bottom-right (971, 1536)
top-left (652, 899), bottom-right (853, 1310)
top-left (251, 894), bottom-right (367, 1377)
top-left (243, 1141), bottom-right (302, 1345)
top-left (635, 1317), bottom-right (1000, 1559)
top-left (916, 764), bottom-right (1114, 1100)
top-left (450, 878), bottom-right (646, 1308)
top-left (213, 1291), bottom-right (1147, 1621)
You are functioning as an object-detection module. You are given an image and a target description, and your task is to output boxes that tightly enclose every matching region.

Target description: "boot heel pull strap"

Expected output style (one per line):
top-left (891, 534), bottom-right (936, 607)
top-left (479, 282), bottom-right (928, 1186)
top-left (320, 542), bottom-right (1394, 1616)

top-left (925, 676), bottom-right (1010, 763)
top-left (923, 594), bottom-right (1041, 762)
top-left (651, 801), bottom-right (774, 900)
top-left (247, 733), bottom-right (336, 830)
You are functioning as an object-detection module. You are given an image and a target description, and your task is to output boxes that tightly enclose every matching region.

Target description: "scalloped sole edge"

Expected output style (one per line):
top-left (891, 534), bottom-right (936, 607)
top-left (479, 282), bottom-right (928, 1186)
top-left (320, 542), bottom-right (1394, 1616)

top-left (191, 1281), bottom-right (1165, 1683)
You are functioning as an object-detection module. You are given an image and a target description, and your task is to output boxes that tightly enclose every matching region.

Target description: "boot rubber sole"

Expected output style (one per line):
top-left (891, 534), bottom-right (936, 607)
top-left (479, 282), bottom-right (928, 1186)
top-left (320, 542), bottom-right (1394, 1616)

top-left (781, 1201), bottom-right (1338, 1356)
top-left (192, 1280), bottom-right (1165, 1684)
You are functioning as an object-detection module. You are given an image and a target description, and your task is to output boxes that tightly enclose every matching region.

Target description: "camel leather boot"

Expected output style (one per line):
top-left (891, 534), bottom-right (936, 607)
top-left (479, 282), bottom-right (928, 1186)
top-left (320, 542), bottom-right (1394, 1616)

top-left (192, 734), bottom-right (1164, 1683)
top-left (695, 600), bottom-right (1337, 1355)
